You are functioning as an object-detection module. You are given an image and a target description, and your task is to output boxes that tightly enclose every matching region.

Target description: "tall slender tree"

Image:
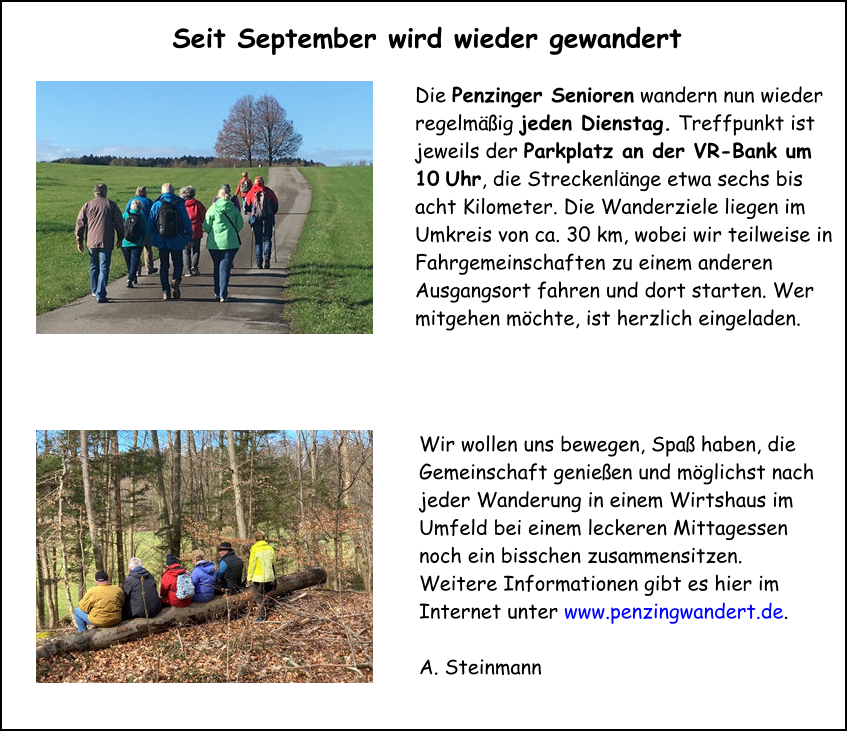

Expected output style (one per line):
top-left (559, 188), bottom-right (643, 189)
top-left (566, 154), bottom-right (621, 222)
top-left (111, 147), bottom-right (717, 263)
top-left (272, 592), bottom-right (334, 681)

top-left (79, 430), bottom-right (105, 572)
top-left (227, 430), bottom-right (248, 539)
top-left (150, 430), bottom-right (172, 553)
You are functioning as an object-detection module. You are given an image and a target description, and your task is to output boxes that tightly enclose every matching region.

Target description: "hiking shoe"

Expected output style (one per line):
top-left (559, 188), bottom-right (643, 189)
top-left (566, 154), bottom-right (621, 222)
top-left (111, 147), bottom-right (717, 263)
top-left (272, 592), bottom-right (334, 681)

top-left (147, 267), bottom-right (158, 275)
top-left (185, 270), bottom-right (192, 277)
top-left (163, 292), bottom-right (171, 301)
top-left (264, 259), bottom-right (271, 269)
top-left (97, 298), bottom-right (109, 303)
top-left (126, 281), bottom-right (134, 288)
top-left (220, 296), bottom-right (228, 303)
top-left (172, 281), bottom-right (181, 300)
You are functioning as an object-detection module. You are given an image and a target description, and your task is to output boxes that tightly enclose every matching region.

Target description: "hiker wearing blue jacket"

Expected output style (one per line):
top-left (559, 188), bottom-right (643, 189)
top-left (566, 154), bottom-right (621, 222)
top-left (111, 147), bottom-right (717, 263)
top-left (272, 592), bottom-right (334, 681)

top-left (124, 186), bottom-right (157, 275)
top-left (190, 549), bottom-right (217, 602)
top-left (149, 183), bottom-right (192, 300)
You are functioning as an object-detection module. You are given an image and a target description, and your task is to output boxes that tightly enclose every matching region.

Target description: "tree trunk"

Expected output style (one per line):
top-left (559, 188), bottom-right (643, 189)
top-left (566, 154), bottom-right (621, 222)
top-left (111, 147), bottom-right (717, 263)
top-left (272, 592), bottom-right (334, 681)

top-left (128, 430), bottom-right (137, 557)
top-left (310, 430), bottom-right (317, 481)
top-left (38, 534), bottom-right (58, 628)
top-left (36, 544), bottom-right (46, 630)
top-left (36, 567), bottom-right (327, 658)
top-left (58, 441), bottom-right (76, 619)
top-left (112, 431), bottom-right (126, 585)
top-left (150, 430), bottom-right (172, 552)
top-left (77, 511), bottom-right (87, 601)
top-left (171, 429), bottom-right (182, 556)
top-left (79, 430), bottom-right (105, 572)
top-left (227, 429), bottom-right (247, 539)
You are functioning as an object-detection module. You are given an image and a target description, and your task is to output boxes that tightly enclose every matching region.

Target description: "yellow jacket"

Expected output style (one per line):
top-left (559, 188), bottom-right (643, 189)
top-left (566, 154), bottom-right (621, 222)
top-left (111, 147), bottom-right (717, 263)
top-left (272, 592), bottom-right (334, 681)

top-left (78, 583), bottom-right (124, 627)
top-left (247, 540), bottom-right (276, 583)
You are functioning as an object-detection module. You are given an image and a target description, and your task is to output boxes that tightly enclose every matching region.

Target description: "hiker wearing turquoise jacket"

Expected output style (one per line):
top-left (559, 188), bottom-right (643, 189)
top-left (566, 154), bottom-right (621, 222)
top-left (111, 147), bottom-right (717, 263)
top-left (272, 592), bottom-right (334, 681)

top-left (149, 183), bottom-right (192, 301)
top-left (203, 187), bottom-right (244, 303)
top-left (121, 199), bottom-right (149, 288)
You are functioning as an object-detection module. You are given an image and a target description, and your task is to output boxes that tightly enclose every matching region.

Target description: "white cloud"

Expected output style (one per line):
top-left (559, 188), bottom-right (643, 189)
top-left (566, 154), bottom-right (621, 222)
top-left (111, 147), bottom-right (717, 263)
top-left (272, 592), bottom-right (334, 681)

top-left (311, 147), bottom-right (374, 166)
top-left (36, 139), bottom-right (76, 161)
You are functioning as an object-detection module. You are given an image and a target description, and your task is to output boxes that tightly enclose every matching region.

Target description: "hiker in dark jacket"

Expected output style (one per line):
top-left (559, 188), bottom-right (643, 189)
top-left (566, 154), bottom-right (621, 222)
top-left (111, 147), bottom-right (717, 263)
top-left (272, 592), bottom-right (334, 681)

top-left (122, 557), bottom-right (163, 619)
top-left (214, 541), bottom-right (244, 595)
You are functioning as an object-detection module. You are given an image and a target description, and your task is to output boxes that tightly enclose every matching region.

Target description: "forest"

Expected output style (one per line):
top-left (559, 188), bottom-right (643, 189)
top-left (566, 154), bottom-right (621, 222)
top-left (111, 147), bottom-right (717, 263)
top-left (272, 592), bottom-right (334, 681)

top-left (35, 430), bottom-right (373, 682)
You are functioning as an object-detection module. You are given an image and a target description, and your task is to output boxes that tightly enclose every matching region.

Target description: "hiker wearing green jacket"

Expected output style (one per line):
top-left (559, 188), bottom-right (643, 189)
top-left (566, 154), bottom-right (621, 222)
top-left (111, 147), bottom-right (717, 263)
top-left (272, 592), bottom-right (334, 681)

top-left (203, 187), bottom-right (244, 303)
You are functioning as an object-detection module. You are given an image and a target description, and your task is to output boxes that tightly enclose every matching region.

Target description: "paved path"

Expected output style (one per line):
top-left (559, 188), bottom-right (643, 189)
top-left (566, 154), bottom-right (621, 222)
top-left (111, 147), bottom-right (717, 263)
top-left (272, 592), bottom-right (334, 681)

top-left (36, 168), bottom-right (311, 334)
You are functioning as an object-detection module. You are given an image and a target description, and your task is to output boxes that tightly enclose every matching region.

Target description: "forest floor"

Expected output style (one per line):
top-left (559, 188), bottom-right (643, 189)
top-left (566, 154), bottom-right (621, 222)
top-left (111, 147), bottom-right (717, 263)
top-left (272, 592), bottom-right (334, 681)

top-left (36, 590), bottom-right (372, 683)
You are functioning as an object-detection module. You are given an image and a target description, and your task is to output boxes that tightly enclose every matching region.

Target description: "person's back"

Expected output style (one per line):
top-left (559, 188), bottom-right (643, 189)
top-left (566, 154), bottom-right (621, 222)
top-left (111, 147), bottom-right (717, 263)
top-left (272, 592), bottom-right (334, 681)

top-left (204, 198), bottom-right (243, 249)
top-left (77, 571), bottom-right (124, 630)
top-left (122, 560), bottom-right (163, 619)
top-left (77, 195), bottom-right (124, 249)
top-left (149, 189), bottom-right (191, 249)
top-left (215, 542), bottom-right (244, 594)
top-left (160, 554), bottom-right (194, 607)
top-left (247, 538), bottom-right (276, 583)
top-left (190, 549), bottom-right (217, 602)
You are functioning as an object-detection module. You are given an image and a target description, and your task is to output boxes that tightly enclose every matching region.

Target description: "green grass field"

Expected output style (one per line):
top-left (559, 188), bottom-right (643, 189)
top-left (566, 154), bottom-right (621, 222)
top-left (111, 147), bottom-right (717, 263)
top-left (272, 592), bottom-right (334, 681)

top-left (284, 167), bottom-right (373, 333)
top-left (36, 163), bottom-right (373, 332)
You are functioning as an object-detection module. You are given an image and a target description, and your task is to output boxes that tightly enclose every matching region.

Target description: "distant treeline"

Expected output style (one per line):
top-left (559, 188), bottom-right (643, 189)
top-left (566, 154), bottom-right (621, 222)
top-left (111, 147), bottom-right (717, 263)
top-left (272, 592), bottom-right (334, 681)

top-left (47, 154), bottom-right (326, 168)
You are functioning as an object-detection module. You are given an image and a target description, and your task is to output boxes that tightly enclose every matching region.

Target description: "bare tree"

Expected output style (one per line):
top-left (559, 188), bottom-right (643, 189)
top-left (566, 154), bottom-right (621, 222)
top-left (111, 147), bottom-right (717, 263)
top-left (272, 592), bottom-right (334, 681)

top-left (255, 94), bottom-right (302, 163)
top-left (150, 430), bottom-right (172, 553)
top-left (215, 95), bottom-right (257, 166)
top-left (216, 94), bottom-right (302, 165)
top-left (171, 430), bottom-right (182, 556)
top-left (227, 430), bottom-right (248, 539)
top-left (79, 430), bottom-right (105, 572)
top-left (111, 431), bottom-right (125, 584)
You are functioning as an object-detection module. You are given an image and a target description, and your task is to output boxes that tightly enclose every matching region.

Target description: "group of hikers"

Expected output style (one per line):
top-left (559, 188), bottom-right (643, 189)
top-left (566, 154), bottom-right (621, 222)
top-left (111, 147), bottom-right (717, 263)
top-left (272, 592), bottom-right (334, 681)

top-left (73, 532), bottom-right (278, 632)
top-left (74, 171), bottom-right (280, 303)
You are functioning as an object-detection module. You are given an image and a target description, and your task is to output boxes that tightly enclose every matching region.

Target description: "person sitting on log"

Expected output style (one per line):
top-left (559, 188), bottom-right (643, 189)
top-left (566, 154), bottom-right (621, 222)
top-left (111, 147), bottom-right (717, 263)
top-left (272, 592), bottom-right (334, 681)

top-left (74, 570), bottom-right (124, 633)
top-left (190, 549), bottom-right (216, 602)
top-left (214, 541), bottom-right (244, 595)
top-left (122, 557), bottom-right (163, 620)
top-left (160, 554), bottom-right (194, 607)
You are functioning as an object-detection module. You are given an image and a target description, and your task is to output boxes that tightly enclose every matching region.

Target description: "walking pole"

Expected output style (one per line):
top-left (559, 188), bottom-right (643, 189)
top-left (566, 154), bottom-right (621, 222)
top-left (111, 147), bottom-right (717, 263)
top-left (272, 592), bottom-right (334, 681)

top-left (273, 220), bottom-right (277, 263)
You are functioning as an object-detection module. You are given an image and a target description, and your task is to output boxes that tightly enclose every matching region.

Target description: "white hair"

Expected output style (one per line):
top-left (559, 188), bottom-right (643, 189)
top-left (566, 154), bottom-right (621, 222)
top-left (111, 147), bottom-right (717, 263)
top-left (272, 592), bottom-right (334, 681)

top-left (161, 182), bottom-right (173, 194)
top-left (128, 557), bottom-right (142, 570)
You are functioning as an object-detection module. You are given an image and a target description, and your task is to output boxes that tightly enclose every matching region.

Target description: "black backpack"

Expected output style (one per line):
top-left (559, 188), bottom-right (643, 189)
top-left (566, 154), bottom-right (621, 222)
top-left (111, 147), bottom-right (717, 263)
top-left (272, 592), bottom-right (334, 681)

top-left (124, 212), bottom-right (144, 244)
top-left (156, 198), bottom-right (180, 238)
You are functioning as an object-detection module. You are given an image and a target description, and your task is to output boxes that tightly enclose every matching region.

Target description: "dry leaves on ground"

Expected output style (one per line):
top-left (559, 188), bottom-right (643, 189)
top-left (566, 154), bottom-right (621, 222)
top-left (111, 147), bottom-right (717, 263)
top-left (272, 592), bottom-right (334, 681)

top-left (36, 590), bottom-right (372, 683)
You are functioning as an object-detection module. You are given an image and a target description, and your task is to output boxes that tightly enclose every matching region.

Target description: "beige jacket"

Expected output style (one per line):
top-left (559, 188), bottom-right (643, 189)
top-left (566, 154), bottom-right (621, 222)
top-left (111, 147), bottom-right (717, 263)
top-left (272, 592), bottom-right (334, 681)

top-left (75, 195), bottom-right (124, 249)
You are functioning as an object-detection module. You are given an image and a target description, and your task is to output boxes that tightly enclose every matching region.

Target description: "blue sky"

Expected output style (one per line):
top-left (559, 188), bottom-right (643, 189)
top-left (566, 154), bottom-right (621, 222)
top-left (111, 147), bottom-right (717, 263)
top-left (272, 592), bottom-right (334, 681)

top-left (36, 81), bottom-right (372, 167)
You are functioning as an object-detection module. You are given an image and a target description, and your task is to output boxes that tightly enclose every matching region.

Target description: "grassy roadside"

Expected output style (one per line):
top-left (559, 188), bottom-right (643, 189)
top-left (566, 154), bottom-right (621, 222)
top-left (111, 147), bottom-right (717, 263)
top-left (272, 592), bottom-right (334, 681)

top-left (283, 167), bottom-right (373, 333)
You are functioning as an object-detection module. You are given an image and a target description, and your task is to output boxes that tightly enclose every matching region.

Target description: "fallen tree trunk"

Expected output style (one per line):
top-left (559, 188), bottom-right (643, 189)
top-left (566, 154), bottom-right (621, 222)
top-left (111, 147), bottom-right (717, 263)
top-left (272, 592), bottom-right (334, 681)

top-left (36, 567), bottom-right (326, 659)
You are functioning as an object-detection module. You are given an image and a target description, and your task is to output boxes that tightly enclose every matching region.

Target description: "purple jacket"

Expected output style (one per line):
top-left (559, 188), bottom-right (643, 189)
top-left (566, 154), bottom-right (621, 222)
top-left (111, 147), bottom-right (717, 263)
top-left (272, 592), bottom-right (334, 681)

top-left (191, 560), bottom-right (216, 602)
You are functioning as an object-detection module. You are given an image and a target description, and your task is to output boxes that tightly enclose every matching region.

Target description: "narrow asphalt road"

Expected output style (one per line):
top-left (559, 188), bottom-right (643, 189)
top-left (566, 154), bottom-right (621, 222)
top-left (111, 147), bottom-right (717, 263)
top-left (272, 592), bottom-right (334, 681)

top-left (36, 168), bottom-right (311, 334)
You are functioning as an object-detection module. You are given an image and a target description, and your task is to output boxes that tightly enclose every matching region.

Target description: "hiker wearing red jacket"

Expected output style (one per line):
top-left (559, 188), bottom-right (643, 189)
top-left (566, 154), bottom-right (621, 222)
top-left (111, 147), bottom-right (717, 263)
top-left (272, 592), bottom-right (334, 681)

top-left (237, 170), bottom-right (252, 208)
top-left (244, 176), bottom-right (279, 269)
top-left (159, 553), bottom-right (193, 607)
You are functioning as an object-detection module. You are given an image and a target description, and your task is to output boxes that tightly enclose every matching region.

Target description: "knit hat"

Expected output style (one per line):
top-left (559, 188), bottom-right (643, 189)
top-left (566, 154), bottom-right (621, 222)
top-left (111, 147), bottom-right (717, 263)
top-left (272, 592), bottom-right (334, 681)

top-left (166, 553), bottom-right (179, 566)
top-left (217, 541), bottom-right (233, 551)
top-left (95, 570), bottom-right (108, 582)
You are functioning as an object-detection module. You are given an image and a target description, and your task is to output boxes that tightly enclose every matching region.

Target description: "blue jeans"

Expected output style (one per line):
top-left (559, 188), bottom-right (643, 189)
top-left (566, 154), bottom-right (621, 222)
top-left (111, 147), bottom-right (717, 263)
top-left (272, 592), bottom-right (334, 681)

top-left (252, 218), bottom-right (273, 265)
top-left (158, 247), bottom-right (184, 293)
top-left (74, 607), bottom-right (91, 632)
top-left (209, 248), bottom-right (238, 299)
top-left (88, 248), bottom-right (112, 300)
top-left (121, 246), bottom-right (142, 283)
